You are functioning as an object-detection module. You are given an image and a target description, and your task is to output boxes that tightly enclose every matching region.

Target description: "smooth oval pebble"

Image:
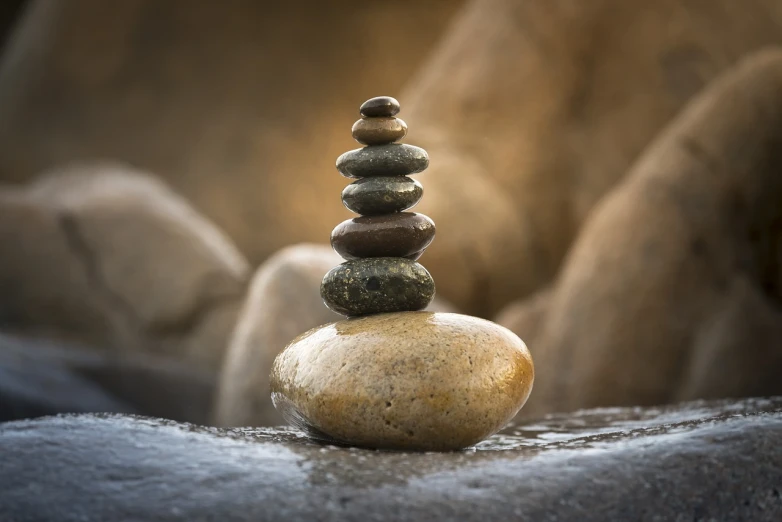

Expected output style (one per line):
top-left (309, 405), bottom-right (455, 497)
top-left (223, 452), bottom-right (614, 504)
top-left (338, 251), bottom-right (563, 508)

top-left (270, 311), bottom-right (535, 451)
top-left (342, 176), bottom-right (423, 215)
top-left (320, 257), bottom-right (434, 316)
top-left (330, 212), bottom-right (435, 260)
top-left (336, 144), bottom-right (429, 178)
top-left (352, 117), bottom-right (408, 145)
top-left (359, 96), bottom-right (400, 118)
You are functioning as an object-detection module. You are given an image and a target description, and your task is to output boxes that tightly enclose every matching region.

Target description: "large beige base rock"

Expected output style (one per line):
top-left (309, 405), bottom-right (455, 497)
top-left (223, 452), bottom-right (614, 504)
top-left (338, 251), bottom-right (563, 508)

top-left (270, 312), bottom-right (534, 451)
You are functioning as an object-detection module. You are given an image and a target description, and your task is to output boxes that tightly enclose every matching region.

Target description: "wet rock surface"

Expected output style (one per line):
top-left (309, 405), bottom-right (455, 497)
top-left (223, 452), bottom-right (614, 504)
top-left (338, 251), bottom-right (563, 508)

top-left (1, 397), bottom-right (779, 521)
top-left (321, 258), bottom-right (435, 316)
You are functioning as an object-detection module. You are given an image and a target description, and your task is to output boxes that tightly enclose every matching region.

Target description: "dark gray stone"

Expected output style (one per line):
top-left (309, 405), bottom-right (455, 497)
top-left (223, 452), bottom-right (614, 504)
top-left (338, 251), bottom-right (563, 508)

top-left (359, 96), bottom-right (400, 118)
top-left (336, 144), bottom-right (429, 178)
top-left (341, 176), bottom-right (423, 215)
top-left (0, 398), bottom-right (780, 521)
top-left (320, 257), bottom-right (435, 316)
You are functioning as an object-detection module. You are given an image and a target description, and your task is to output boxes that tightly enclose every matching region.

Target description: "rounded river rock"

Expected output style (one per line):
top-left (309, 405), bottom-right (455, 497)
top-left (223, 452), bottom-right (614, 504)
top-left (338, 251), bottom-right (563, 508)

top-left (359, 96), bottom-right (401, 118)
top-left (330, 212), bottom-right (435, 260)
top-left (336, 144), bottom-right (429, 178)
top-left (342, 176), bottom-right (423, 215)
top-left (320, 257), bottom-right (435, 316)
top-left (270, 311), bottom-right (535, 451)
top-left (352, 117), bottom-right (407, 145)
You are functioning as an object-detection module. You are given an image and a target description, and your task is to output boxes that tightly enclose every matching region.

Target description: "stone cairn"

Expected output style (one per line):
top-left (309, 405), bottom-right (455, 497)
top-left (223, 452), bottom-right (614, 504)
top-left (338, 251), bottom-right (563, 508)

top-left (321, 96), bottom-right (436, 317)
top-left (270, 97), bottom-right (535, 452)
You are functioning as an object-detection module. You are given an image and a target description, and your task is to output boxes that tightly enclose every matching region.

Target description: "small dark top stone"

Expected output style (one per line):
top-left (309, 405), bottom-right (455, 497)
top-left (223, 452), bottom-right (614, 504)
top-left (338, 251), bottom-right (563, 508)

top-left (320, 257), bottom-right (435, 316)
top-left (336, 144), bottom-right (429, 178)
top-left (342, 176), bottom-right (423, 215)
top-left (330, 212), bottom-right (435, 260)
top-left (360, 96), bottom-right (401, 118)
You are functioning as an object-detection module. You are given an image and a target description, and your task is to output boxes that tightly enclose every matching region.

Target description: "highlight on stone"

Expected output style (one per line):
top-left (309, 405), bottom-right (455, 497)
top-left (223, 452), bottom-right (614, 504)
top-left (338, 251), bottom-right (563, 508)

top-left (270, 96), bottom-right (535, 451)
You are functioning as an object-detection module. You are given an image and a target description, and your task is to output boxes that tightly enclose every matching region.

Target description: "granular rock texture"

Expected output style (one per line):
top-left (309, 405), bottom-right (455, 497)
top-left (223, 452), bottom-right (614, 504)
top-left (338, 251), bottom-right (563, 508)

top-left (270, 312), bottom-right (534, 450)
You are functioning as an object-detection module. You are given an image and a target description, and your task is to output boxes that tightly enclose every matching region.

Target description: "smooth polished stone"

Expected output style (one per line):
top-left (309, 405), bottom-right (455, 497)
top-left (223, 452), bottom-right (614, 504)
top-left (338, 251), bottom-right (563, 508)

top-left (330, 213), bottom-right (435, 260)
top-left (342, 176), bottom-right (423, 215)
top-left (352, 117), bottom-right (408, 145)
top-left (359, 96), bottom-right (401, 117)
top-left (336, 144), bottom-right (429, 178)
top-left (320, 257), bottom-right (434, 316)
top-left (270, 312), bottom-right (534, 450)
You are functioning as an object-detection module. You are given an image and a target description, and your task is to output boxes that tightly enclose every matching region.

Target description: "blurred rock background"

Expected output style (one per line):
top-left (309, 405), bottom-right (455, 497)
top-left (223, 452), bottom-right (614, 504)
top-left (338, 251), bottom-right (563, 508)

top-left (0, 0), bottom-right (781, 427)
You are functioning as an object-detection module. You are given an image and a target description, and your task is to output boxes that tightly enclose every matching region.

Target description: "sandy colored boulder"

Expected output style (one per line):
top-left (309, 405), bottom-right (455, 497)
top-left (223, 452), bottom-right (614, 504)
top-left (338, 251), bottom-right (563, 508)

top-left (215, 243), bottom-right (457, 427)
top-left (0, 0), bottom-right (462, 267)
top-left (215, 244), bottom-right (344, 427)
top-left (403, 0), bottom-right (782, 316)
top-left (510, 49), bottom-right (782, 417)
top-left (271, 312), bottom-right (534, 450)
top-left (0, 163), bottom-right (249, 374)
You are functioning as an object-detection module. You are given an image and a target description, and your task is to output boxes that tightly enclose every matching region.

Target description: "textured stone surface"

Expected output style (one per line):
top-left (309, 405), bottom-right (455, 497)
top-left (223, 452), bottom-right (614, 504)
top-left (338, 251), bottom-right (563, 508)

top-left (341, 176), bottom-right (423, 215)
top-left (359, 96), bottom-right (401, 117)
top-left (1, 398), bottom-right (780, 521)
top-left (336, 144), bottom-right (429, 178)
top-left (271, 312), bottom-right (533, 450)
top-left (321, 258), bottom-right (435, 316)
top-left (503, 50), bottom-right (782, 418)
top-left (330, 212), bottom-right (435, 260)
top-left (0, 164), bottom-right (249, 373)
top-left (352, 117), bottom-right (407, 145)
top-left (215, 244), bottom-right (458, 428)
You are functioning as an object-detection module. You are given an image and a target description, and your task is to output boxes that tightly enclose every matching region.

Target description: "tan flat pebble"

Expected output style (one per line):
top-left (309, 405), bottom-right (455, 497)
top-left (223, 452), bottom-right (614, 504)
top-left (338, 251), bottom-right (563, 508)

top-left (270, 311), bottom-right (534, 451)
top-left (352, 117), bottom-right (408, 145)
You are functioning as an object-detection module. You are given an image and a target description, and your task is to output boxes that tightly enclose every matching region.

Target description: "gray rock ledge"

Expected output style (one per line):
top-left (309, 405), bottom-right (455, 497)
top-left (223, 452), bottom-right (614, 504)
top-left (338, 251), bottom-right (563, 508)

top-left (1, 397), bottom-right (780, 521)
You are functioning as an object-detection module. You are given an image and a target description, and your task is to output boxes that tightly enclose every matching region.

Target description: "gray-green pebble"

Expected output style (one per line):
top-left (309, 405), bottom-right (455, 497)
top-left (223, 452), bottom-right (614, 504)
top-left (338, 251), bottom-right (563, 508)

top-left (336, 144), bottom-right (429, 178)
top-left (321, 257), bottom-right (435, 316)
top-left (342, 176), bottom-right (423, 215)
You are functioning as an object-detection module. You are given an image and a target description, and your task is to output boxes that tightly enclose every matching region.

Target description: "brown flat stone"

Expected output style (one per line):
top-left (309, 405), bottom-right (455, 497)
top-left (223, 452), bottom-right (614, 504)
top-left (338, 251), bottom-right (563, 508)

top-left (330, 212), bottom-right (435, 260)
top-left (352, 117), bottom-right (408, 145)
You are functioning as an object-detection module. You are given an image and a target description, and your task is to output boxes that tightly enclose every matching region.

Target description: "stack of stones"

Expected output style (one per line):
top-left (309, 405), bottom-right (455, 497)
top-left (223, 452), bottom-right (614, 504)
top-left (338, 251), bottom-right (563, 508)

top-left (321, 96), bottom-right (436, 316)
top-left (270, 97), bottom-right (535, 452)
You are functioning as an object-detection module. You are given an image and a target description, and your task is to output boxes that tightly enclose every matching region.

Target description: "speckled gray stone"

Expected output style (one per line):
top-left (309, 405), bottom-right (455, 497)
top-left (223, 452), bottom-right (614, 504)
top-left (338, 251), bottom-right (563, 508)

top-left (336, 144), bottom-right (429, 178)
top-left (320, 257), bottom-right (435, 316)
top-left (1, 398), bottom-right (780, 521)
top-left (341, 176), bottom-right (423, 215)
